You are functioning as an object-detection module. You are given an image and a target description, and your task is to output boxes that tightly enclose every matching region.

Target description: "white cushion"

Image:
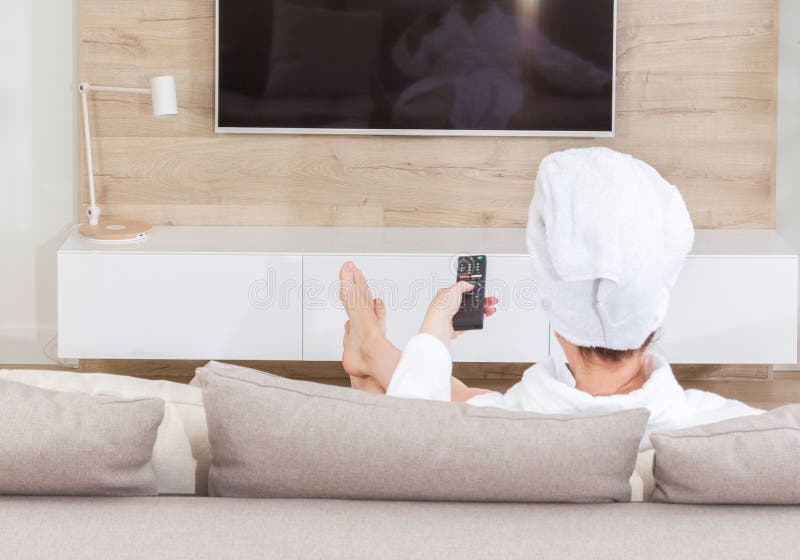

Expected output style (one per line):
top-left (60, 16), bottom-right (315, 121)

top-left (629, 450), bottom-right (656, 502)
top-left (0, 370), bottom-right (209, 495)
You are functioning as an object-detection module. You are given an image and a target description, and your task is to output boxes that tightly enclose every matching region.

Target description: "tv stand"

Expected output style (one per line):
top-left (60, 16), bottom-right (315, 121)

top-left (57, 227), bottom-right (798, 365)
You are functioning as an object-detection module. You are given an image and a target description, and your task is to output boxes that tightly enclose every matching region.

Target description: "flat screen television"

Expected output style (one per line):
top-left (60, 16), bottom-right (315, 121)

top-left (216, 0), bottom-right (616, 137)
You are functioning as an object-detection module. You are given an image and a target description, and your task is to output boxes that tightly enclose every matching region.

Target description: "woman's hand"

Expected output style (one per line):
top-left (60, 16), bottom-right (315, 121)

top-left (420, 282), bottom-right (498, 345)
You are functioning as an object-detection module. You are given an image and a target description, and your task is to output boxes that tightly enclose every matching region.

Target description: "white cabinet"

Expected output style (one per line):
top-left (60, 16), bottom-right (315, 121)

top-left (660, 257), bottom-right (798, 364)
top-left (58, 253), bottom-right (302, 360)
top-left (57, 227), bottom-right (798, 365)
top-left (302, 255), bottom-right (550, 362)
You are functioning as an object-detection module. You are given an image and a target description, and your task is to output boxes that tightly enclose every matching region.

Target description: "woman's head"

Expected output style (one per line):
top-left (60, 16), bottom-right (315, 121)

top-left (527, 148), bottom-right (694, 352)
top-left (555, 331), bottom-right (656, 395)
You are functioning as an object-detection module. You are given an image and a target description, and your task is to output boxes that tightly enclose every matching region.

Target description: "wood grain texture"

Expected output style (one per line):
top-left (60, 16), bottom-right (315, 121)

top-left (682, 371), bottom-right (800, 411)
top-left (77, 0), bottom-right (778, 229)
top-left (76, 360), bottom-right (770, 384)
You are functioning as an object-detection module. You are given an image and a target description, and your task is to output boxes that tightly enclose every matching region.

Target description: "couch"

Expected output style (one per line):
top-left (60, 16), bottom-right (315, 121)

top-left (2, 367), bottom-right (798, 560)
top-left (2, 498), bottom-right (799, 559)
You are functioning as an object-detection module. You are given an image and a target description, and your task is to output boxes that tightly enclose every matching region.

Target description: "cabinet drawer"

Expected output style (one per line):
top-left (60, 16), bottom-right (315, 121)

top-left (660, 257), bottom-right (798, 364)
top-left (58, 254), bottom-right (302, 360)
top-left (302, 256), bottom-right (549, 362)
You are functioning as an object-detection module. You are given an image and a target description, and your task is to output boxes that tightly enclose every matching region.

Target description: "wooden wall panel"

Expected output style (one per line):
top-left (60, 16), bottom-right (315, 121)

top-left (77, 0), bottom-right (778, 229)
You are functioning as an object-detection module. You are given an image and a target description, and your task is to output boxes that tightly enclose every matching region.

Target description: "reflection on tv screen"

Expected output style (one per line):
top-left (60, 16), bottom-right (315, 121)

top-left (217, 0), bottom-right (616, 134)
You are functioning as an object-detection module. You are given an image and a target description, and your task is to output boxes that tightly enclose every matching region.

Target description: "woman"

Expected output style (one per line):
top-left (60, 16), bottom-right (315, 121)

top-left (339, 148), bottom-right (760, 449)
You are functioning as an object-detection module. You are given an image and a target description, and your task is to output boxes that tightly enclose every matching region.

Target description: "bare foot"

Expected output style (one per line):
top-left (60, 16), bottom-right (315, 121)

top-left (339, 262), bottom-right (386, 380)
top-left (344, 316), bottom-right (385, 394)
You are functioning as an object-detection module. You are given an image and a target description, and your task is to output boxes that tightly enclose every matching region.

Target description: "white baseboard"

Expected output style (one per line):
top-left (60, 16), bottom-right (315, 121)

top-left (0, 327), bottom-right (60, 365)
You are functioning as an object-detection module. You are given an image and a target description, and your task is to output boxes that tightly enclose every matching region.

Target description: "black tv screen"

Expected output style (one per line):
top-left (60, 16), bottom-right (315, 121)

top-left (216, 0), bottom-right (616, 136)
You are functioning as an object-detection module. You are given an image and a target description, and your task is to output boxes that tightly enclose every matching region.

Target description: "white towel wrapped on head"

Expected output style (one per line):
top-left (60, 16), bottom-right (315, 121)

top-left (527, 147), bottom-right (694, 351)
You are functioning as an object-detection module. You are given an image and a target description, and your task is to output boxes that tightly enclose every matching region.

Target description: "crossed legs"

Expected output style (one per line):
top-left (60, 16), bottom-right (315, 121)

top-left (339, 262), bottom-right (493, 402)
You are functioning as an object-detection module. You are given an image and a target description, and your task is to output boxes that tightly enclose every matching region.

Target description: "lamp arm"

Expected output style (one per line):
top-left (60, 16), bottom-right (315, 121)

top-left (79, 83), bottom-right (100, 226)
top-left (77, 77), bottom-right (177, 228)
top-left (83, 84), bottom-right (152, 95)
top-left (77, 82), bottom-right (153, 226)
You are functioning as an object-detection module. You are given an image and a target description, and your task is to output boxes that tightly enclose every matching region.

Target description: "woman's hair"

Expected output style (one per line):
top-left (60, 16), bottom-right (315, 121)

top-left (578, 332), bottom-right (656, 364)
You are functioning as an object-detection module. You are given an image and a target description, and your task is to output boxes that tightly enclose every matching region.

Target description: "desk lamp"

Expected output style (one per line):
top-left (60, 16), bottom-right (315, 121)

top-left (77, 75), bottom-right (177, 241)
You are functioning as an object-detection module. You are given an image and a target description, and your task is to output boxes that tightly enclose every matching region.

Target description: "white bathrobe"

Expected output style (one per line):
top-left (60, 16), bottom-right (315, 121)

top-left (387, 334), bottom-right (762, 450)
top-left (392, 2), bottom-right (610, 129)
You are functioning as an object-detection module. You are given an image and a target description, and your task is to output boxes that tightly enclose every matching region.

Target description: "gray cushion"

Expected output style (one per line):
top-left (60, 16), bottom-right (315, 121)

top-left (0, 379), bottom-right (164, 496)
top-left (651, 405), bottom-right (800, 504)
top-left (1, 497), bottom-right (800, 560)
top-left (265, 1), bottom-right (382, 98)
top-left (198, 361), bottom-right (648, 502)
top-left (1, 369), bottom-right (207, 496)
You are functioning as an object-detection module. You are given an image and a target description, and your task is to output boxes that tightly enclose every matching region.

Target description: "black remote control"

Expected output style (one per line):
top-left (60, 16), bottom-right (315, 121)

top-left (452, 255), bottom-right (486, 331)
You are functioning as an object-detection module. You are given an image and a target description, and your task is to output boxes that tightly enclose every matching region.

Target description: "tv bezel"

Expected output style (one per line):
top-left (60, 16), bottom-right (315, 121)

top-left (214, 0), bottom-right (617, 138)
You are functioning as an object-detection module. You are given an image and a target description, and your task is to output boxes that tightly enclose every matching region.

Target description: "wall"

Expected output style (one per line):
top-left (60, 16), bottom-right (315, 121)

top-left (0, 1), bottom-right (75, 363)
top-left (77, 0), bottom-right (778, 229)
top-left (0, 1), bottom-right (786, 366)
top-left (776, 0), bottom-right (800, 369)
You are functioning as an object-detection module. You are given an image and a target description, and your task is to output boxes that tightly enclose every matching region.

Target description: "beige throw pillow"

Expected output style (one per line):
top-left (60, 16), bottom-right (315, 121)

top-left (1, 369), bottom-right (209, 495)
top-left (199, 361), bottom-right (649, 503)
top-left (0, 379), bottom-right (164, 496)
top-left (651, 405), bottom-right (800, 504)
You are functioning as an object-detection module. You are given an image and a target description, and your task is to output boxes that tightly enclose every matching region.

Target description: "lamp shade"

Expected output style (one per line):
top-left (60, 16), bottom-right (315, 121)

top-left (150, 75), bottom-right (178, 117)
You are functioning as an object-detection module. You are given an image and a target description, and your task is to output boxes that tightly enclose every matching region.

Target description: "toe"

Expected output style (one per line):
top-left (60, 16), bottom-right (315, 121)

top-left (352, 263), bottom-right (368, 286)
top-left (373, 298), bottom-right (386, 320)
top-left (339, 261), bottom-right (355, 281)
top-left (339, 262), bottom-right (356, 306)
top-left (374, 298), bottom-right (387, 334)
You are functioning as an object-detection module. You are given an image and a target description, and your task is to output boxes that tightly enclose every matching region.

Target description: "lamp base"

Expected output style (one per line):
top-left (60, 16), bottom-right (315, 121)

top-left (79, 219), bottom-right (152, 241)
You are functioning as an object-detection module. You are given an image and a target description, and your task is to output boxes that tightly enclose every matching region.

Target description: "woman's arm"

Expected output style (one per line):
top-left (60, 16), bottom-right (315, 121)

top-left (385, 282), bottom-right (497, 401)
top-left (451, 379), bottom-right (496, 402)
top-left (421, 282), bottom-right (498, 401)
